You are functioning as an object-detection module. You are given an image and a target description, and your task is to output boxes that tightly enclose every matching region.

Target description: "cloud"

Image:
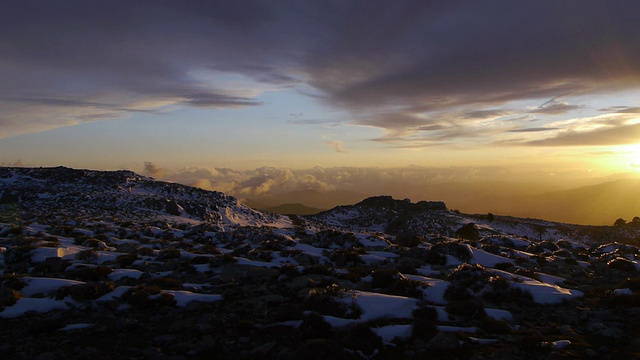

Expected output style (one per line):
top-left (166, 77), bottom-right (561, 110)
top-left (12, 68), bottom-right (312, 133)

top-left (143, 162), bottom-right (167, 179)
top-left (462, 110), bottom-right (513, 119)
top-left (508, 127), bottom-right (559, 133)
top-left (599, 106), bottom-right (640, 114)
top-left (0, 1), bottom-right (296, 138)
top-left (150, 164), bottom-right (615, 210)
top-left (326, 140), bottom-right (348, 153)
top-left (288, 119), bottom-right (341, 126)
top-left (525, 123), bottom-right (640, 146)
top-left (3, 0), bottom-right (640, 147)
top-left (527, 101), bottom-right (580, 115)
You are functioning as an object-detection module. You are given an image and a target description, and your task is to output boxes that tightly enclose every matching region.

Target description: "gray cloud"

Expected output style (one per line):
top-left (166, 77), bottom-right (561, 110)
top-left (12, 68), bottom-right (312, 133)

top-left (143, 162), bottom-right (167, 179)
top-left (599, 106), bottom-right (640, 114)
top-left (2, 0), bottom-right (640, 145)
top-left (528, 102), bottom-right (581, 115)
top-left (326, 140), bottom-right (348, 153)
top-left (508, 127), bottom-right (559, 133)
top-left (462, 110), bottom-right (513, 119)
top-left (525, 123), bottom-right (640, 146)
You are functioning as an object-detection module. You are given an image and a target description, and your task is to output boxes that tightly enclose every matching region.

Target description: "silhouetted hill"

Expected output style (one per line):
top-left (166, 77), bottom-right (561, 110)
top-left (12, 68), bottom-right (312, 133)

top-left (531, 179), bottom-right (640, 225)
top-left (248, 189), bottom-right (369, 210)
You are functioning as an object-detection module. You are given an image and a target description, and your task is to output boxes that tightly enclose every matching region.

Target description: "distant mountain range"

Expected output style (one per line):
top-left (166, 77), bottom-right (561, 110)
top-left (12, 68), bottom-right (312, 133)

top-left (242, 189), bottom-right (370, 215)
top-left (240, 178), bottom-right (640, 225)
top-left (453, 178), bottom-right (640, 225)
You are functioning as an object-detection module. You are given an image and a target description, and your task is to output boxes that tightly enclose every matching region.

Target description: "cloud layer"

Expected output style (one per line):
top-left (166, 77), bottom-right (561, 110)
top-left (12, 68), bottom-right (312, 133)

top-left (2, 1), bottom-right (640, 147)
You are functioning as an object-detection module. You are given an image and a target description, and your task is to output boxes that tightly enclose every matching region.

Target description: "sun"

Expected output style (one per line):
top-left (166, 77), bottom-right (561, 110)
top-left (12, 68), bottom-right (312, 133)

top-left (626, 144), bottom-right (640, 171)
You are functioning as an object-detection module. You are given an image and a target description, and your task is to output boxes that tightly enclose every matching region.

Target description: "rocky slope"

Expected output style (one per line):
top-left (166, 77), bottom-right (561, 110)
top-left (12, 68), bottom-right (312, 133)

top-left (0, 167), bottom-right (639, 359)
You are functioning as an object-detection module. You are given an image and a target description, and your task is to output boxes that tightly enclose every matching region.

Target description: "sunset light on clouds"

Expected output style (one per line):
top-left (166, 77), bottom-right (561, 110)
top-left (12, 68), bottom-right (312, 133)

top-left (1, 1), bottom-right (640, 224)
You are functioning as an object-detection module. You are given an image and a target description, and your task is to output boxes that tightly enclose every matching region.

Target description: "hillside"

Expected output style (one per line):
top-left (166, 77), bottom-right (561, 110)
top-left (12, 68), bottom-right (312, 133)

top-left (248, 189), bottom-right (369, 210)
top-left (455, 179), bottom-right (640, 225)
top-left (1, 167), bottom-right (639, 359)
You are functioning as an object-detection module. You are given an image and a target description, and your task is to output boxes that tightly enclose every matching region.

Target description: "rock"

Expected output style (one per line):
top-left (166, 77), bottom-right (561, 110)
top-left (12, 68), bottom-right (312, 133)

top-left (165, 200), bottom-right (182, 216)
top-left (425, 332), bottom-right (461, 349)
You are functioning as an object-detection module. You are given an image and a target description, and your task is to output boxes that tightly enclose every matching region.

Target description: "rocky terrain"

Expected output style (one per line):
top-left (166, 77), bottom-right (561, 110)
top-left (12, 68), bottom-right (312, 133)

top-left (1, 166), bottom-right (639, 359)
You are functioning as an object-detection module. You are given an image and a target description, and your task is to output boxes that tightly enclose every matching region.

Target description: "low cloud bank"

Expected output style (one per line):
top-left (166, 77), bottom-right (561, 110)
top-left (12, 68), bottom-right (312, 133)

top-left (140, 162), bottom-right (640, 225)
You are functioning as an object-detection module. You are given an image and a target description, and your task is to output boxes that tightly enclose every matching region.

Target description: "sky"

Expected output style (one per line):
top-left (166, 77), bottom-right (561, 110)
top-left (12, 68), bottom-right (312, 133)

top-left (1, 1), bottom-right (640, 208)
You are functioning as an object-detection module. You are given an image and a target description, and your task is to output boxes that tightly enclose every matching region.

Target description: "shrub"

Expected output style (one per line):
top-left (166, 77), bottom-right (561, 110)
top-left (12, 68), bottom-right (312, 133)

top-left (445, 299), bottom-right (486, 321)
top-left (395, 232), bottom-right (421, 247)
top-left (602, 293), bottom-right (640, 308)
top-left (0, 287), bottom-right (24, 306)
top-left (342, 323), bottom-right (383, 355)
top-left (618, 277), bottom-right (640, 292)
top-left (477, 317), bottom-right (512, 334)
top-left (304, 284), bottom-right (362, 319)
top-left (61, 281), bottom-right (115, 302)
top-left (122, 285), bottom-right (176, 309)
top-left (445, 264), bottom-right (491, 301)
top-left (494, 262), bottom-right (514, 271)
top-left (246, 248), bottom-right (274, 262)
top-left (299, 312), bottom-right (333, 339)
top-left (0, 276), bottom-right (26, 290)
top-left (423, 248), bottom-right (447, 266)
top-left (514, 268), bottom-right (540, 281)
top-left (447, 264), bottom-right (490, 289)
top-left (278, 263), bottom-right (300, 277)
top-left (326, 248), bottom-right (363, 266)
top-left (308, 230), bottom-right (362, 249)
top-left (431, 241), bottom-right (473, 262)
top-left (190, 255), bottom-right (210, 265)
top-left (483, 276), bottom-right (533, 304)
top-left (371, 269), bottom-right (401, 288)
top-left (607, 258), bottom-right (638, 273)
top-left (75, 249), bottom-right (98, 263)
top-left (66, 266), bottom-right (113, 281)
top-left (116, 253), bottom-right (138, 267)
top-left (148, 276), bottom-right (183, 290)
top-left (4, 245), bottom-right (34, 265)
top-left (455, 223), bottom-right (480, 240)
top-left (138, 247), bottom-right (155, 257)
top-left (156, 248), bottom-right (181, 261)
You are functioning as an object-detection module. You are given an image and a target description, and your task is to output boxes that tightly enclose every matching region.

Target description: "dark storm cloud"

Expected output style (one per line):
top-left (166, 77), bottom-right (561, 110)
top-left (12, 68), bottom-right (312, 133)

top-left (2, 0), bottom-right (640, 143)
top-left (315, 1), bottom-right (640, 107)
top-left (0, 0), bottom-right (295, 135)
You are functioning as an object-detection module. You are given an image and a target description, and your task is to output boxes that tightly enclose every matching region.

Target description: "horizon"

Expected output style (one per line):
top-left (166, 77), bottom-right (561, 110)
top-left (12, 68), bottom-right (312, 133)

top-left (2, 1), bottom-right (640, 224)
top-left (3, 162), bottom-right (640, 226)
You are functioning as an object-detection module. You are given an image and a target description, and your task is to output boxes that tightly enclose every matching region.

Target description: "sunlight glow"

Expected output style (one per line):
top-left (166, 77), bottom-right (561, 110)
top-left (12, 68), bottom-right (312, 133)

top-left (623, 144), bottom-right (640, 171)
